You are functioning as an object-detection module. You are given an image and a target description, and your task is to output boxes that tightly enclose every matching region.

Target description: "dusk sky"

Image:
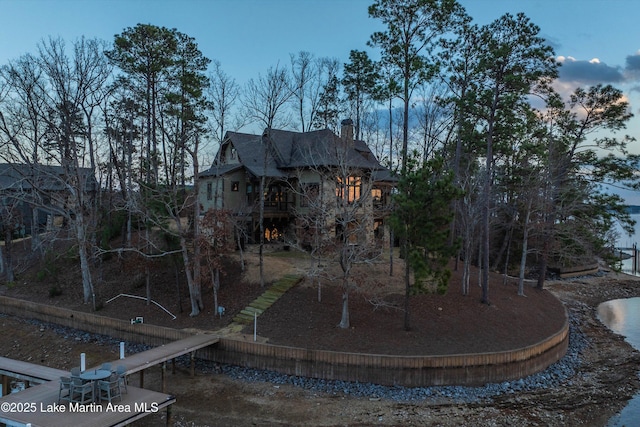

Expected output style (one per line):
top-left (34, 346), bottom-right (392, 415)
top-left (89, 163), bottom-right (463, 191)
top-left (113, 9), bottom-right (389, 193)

top-left (2, 0), bottom-right (640, 202)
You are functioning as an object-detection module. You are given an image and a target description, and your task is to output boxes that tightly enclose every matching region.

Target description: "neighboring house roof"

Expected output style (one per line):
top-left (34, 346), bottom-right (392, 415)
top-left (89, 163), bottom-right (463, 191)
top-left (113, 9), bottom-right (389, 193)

top-left (0, 163), bottom-right (97, 192)
top-left (200, 125), bottom-right (390, 179)
top-left (199, 163), bottom-right (243, 178)
top-left (372, 168), bottom-right (397, 183)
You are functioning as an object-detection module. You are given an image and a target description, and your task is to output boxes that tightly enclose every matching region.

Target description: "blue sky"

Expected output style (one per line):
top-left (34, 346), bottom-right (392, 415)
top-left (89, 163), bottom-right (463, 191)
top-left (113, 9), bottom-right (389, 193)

top-left (2, 0), bottom-right (640, 202)
top-left (2, 0), bottom-right (639, 95)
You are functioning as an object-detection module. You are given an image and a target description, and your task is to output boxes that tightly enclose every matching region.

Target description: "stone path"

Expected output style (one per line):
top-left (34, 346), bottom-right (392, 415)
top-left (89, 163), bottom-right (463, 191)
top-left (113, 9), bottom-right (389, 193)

top-left (218, 274), bottom-right (303, 335)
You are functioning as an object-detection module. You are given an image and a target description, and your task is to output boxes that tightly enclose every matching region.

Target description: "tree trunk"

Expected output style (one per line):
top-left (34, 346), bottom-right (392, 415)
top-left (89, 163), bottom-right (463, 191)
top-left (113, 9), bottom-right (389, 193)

top-left (145, 227), bottom-right (151, 306)
top-left (191, 147), bottom-right (202, 309)
top-left (462, 254), bottom-right (470, 296)
top-left (481, 87), bottom-right (499, 305)
top-left (403, 241), bottom-right (411, 331)
top-left (174, 257), bottom-right (182, 313)
top-left (76, 215), bottom-right (94, 308)
top-left (3, 228), bottom-right (13, 283)
top-left (537, 232), bottom-right (550, 290)
top-left (338, 281), bottom-right (350, 329)
top-left (519, 198), bottom-right (532, 296)
top-left (477, 239), bottom-right (482, 288)
top-left (0, 243), bottom-right (4, 278)
top-left (502, 223), bottom-right (514, 285)
top-left (338, 247), bottom-right (351, 329)
top-left (211, 266), bottom-right (219, 316)
top-left (259, 131), bottom-right (269, 289)
top-left (31, 207), bottom-right (40, 252)
top-left (493, 215), bottom-right (515, 272)
top-left (236, 228), bottom-right (245, 271)
top-left (481, 186), bottom-right (490, 305)
top-left (462, 236), bottom-right (472, 295)
top-left (181, 236), bottom-right (202, 316)
top-left (259, 174), bottom-right (265, 288)
top-left (389, 228), bottom-right (394, 277)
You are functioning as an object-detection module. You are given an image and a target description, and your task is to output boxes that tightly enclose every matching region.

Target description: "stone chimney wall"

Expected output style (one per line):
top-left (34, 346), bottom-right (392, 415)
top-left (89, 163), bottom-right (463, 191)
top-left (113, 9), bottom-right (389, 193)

top-left (341, 118), bottom-right (354, 145)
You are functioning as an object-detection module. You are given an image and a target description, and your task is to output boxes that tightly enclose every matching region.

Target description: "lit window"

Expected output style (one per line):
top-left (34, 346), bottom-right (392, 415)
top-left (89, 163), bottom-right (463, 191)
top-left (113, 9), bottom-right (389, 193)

top-left (265, 185), bottom-right (284, 206)
top-left (371, 188), bottom-right (382, 203)
top-left (336, 176), bottom-right (362, 204)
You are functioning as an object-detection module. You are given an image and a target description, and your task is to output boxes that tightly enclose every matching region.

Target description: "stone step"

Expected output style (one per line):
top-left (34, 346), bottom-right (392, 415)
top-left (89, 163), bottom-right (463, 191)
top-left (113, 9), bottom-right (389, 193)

top-left (270, 284), bottom-right (294, 292)
top-left (233, 314), bottom-right (255, 324)
top-left (228, 274), bottom-right (303, 328)
top-left (240, 308), bottom-right (262, 317)
top-left (260, 293), bottom-right (281, 301)
top-left (250, 301), bottom-right (272, 310)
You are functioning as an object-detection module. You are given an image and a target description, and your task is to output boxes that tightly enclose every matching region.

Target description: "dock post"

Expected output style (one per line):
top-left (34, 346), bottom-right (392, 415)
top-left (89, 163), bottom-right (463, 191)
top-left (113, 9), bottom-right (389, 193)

top-left (166, 405), bottom-right (173, 427)
top-left (1, 375), bottom-right (8, 397)
top-left (190, 351), bottom-right (195, 377)
top-left (139, 369), bottom-right (144, 388)
top-left (161, 362), bottom-right (167, 393)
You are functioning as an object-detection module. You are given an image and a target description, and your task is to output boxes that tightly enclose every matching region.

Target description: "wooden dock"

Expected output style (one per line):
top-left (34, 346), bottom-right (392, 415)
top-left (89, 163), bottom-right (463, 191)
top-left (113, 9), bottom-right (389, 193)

top-left (0, 380), bottom-right (175, 427)
top-left (0, 332), bottom-right (220, 426)
top-left (0, 356), bottom-right (68, 384)
top-left (113, 332), bottom-right (220, 377)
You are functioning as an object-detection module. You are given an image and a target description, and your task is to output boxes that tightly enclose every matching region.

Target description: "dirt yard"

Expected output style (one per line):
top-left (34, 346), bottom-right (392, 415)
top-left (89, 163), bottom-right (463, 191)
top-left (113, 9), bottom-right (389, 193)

top-left (1, 243), bottom-right (639, 426)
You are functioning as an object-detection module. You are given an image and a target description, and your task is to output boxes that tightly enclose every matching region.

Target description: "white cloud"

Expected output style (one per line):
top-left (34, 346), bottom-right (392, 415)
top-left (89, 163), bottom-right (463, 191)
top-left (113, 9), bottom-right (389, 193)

top-left (556, 56), bottom-right (623, 84)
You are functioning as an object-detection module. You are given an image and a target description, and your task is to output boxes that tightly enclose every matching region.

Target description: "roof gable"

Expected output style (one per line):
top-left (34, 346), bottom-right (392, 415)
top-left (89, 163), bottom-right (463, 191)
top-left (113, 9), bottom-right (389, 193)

top-left (202, 126), bottom-right (389, 179)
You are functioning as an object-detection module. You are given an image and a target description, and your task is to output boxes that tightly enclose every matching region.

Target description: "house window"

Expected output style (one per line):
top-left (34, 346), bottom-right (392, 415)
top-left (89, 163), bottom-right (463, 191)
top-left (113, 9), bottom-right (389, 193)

top-left (336, 176), bottom-right (362, 204)
top-left (371, 188), bottom-right (382, 203)
top-left (231, 181), bottom-right (239, 192)
top-left (265, 185), bottom-right (284, 207)
top-left (206, 182), bottom-right (213, 200)
top-left (300, 183), bottom-right (319, 207)
top-left (230, 148), bottom-right (237, 160)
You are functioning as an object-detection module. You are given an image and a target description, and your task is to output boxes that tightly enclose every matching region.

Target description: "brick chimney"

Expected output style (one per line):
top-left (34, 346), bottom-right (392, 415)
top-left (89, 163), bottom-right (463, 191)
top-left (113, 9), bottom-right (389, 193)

top-left (340, 118), bottom-right (354, 145)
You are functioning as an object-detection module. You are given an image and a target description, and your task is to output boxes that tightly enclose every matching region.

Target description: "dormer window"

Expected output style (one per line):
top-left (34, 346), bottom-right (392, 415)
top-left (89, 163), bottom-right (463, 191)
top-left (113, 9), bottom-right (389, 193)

top-left (230, 148), bottom-right (237, 160)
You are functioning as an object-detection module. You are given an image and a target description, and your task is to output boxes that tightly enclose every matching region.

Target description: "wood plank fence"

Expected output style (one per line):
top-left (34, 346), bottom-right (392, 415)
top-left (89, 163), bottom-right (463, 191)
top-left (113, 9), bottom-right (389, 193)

top-left (0, 295), bottom-right (569, 387)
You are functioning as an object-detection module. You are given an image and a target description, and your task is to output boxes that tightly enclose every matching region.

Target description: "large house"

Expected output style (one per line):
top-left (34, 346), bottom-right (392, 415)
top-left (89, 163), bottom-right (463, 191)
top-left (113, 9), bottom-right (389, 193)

top-left (198, 120), bottom-right (394, 247)
top-left (0, 163), bottom-right (97, 236)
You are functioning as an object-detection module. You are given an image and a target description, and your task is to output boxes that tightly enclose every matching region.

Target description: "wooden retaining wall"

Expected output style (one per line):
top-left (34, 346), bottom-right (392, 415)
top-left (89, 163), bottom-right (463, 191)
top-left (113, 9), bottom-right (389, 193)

top-left (0, 295), bottom-right (569, 387)
top-left (199, 317), bottom-right (569, 387)
top-left (0, 296), bottom-right (192, 346)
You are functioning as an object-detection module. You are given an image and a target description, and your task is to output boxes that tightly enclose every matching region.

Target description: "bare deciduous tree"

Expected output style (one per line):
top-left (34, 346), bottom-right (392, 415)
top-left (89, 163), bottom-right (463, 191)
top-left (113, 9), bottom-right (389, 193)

top-left (207, 60), bottom-right (241, 144)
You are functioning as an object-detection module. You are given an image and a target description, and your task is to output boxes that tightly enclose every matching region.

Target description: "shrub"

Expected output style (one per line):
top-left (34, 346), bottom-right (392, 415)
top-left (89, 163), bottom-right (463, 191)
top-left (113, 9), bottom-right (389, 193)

top-left (48, 285), bottom-right (63, 298)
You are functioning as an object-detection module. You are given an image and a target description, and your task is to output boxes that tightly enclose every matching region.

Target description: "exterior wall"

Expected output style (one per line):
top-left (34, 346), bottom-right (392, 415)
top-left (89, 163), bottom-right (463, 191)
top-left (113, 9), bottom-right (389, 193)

top-left (293, 170), bottom-right (323, 216)
top-left (222, 170), bottom-right (251, 212)
top-left (291, 171), bottom-right (377, 245)
top-left (220, 143), bottom-right (241, 165)
top-left (200, 170), bottom-right (253, 213)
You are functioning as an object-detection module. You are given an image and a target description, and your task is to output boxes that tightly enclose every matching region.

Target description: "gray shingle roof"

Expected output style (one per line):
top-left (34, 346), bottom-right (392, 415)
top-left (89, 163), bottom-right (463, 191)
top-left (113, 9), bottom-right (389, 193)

top-left (201, 127), bottom-right (390, 179)
top-left (0, 163), bottom-right (97, 192)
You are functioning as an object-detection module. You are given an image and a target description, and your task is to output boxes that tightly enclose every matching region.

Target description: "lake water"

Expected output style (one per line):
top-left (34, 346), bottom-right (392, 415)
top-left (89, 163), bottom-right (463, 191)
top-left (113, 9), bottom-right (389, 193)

top-left (597, 298), bottom-right (640, 426)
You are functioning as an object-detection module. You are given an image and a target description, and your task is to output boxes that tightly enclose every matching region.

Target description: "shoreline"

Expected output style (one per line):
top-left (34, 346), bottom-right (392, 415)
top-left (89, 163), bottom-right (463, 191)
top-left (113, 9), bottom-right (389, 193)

top-left (1, 271), bottom-right (639, 426)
